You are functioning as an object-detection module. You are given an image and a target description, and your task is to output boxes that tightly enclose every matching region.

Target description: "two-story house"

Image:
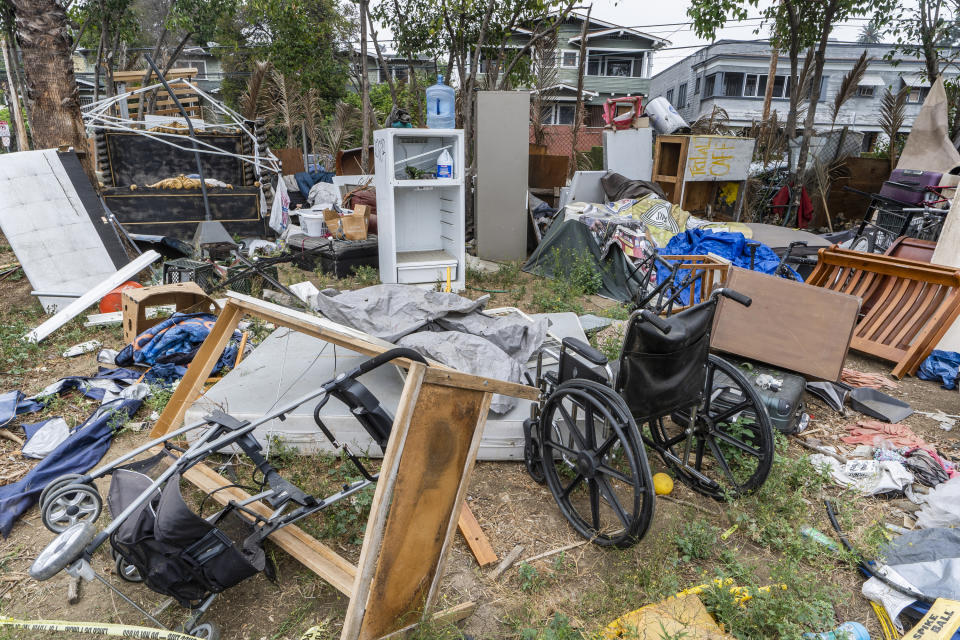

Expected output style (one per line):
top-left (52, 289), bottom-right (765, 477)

top-left (649, 39), bottom-right (953, 151)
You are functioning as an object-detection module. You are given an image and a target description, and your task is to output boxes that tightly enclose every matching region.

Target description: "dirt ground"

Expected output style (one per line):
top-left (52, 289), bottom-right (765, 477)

top-left (0, 238), bottom-right (959, 640)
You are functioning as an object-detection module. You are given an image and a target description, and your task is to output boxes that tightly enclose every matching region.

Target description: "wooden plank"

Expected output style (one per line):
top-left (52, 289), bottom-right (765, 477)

top-left (341, 364), bottom-right (426, 640)
top-left (457, 504), bottom-right (497, 567)
top-left (422, 367), bottom-right (539, 401)
top-left (711, 267), bottom-right (860, 381)
top-left (24, 251), bottom-right (161, 343)
top-left (176, 453), bottom-right (358, 597)
top-left (380, 602), bottom-right (477, 639)
top-left (352, 384), bottom-right (488, 640)
top-left (149, 301), bottom-right (243, 437)
top-left (424, 392), bottom-right (493, 609)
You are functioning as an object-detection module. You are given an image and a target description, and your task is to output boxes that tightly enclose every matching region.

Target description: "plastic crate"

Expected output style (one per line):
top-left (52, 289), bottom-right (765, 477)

top-left (162, 259), bottom-right (219, 293)
top-left (225, 264), bottom-right (279, 296)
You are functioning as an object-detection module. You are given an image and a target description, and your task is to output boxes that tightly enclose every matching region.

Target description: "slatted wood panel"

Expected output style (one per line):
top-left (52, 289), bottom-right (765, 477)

top-left (806, 246), bottom-right (960, 377)
top-left (112, 68), bottom-right (201, 118)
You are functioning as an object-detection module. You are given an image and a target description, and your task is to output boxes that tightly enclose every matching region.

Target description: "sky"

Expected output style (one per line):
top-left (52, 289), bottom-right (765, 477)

top-left (583, 0), bottom-right (875, 75)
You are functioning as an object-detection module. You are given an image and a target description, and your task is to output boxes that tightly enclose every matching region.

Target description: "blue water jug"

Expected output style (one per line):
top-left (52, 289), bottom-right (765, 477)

top-left (426, 75), bottom-right (455, 129)
top-left (803, 621), bottom-right (871, 640)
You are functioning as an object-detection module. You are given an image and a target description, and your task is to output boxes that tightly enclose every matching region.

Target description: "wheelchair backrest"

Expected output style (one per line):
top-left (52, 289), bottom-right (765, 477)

top-left (616, 299), bottom-right (717, 420)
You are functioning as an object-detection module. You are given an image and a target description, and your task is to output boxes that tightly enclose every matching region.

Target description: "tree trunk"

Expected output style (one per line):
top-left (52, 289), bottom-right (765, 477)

top-left (1, 36), bottom-right (28, 150)
top-left (359, 0), bottom-right (371, 174)
top-left (570, 6), bottom-right (590, 177)
top-left (761, 46), bottom-right (778, 122)
top-left (11, 0), bottom-right (92, 179)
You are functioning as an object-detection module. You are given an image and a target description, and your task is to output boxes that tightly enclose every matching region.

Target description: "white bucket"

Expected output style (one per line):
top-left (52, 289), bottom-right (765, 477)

top-left (299, 211), bottom-right (328, 237)
top-left (645, 96), bottom-right (688, 135)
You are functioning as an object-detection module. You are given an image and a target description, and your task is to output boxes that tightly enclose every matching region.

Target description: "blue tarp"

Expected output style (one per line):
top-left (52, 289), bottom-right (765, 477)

top-left (0, 397), bottom-right (143, 537)
top-left (918, 350), bottom-right (960, 390)
top-left (656, 229), bottom-right (800, 305)
top-left (115, 313), bottom-right (239, 374)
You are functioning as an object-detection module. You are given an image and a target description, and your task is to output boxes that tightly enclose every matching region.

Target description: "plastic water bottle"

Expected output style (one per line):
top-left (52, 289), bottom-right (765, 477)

top-left (426, 75), bottom-right (455, 129)
top-left (803, 621), bottom-right (871, 640)
top-left (437, 148), bottom-right (453, 179)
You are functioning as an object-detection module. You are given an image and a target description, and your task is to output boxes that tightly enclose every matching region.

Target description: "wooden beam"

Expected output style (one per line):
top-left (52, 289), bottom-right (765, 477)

top-left (149, 301), bottom-right (243, 437)
top-left (422, 367), bottom-right (539, 402)
top-left (379, 602), bottom-right (477, 639)
top-left (457, 504), bottom-right (497, 567)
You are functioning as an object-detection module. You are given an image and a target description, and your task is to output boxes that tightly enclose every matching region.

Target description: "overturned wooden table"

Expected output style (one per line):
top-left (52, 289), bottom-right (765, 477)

top-left (149, 292), bottom-right (538, 639)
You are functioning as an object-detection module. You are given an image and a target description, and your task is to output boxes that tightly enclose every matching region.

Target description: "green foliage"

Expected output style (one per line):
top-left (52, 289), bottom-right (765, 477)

top-left (350, 264), bottom-right (380, 287)
top-left (519, 613), bottom-right (584, 640)
top-left (531, 249), bottom-right (603, 314)
top-left (674, 519), bottom-right (719, 563)
top-left (517, 561), bottom-right (543, 592)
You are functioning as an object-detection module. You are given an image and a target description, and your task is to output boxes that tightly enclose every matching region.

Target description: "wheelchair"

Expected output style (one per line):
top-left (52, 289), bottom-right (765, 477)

top-left (523, 287), bottom-right (775, 548)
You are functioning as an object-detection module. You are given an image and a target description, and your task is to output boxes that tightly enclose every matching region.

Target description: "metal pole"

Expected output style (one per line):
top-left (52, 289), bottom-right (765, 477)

top-left (143, 54), bottom-right (213, 223)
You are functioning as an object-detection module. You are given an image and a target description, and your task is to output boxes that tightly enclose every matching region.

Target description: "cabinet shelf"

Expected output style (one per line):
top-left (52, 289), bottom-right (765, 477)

top-left (392, 179), bottom-right (463, 188)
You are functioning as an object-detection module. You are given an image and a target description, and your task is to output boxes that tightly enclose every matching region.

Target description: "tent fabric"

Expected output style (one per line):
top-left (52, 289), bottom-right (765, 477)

top-left (523, 219), bottom-right (643, 302)
top-left (897, 76), bottom-right (960, 173)
top-left (0, 396), bottom-right (144, 537)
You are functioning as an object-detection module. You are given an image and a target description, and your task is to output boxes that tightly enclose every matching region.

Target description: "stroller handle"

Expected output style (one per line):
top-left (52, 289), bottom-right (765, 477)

top-left (336, 347), bottom-right (428, 383)
top-left (639, 309), bottom-right (672, 334)
top-left (715, 288), bottom-right (752, 307)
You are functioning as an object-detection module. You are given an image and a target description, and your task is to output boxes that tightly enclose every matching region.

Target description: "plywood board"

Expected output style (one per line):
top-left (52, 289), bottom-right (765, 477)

top-left (711, 267), bottom-right (860, 381)
top-left (683, 136), bottom-right (754, 183)
top-left (0, 149), bottom-right (129, 312)
top-left (932, 190), bottom-right (960, 352)
top-left (349, 383), bottom-right (488, 640)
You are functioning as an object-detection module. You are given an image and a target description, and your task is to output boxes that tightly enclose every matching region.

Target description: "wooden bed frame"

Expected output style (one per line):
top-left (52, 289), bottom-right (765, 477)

top-left (150, 292), bottom-right (538, 638)
top-left (806, 246), bottom-right (960, 378)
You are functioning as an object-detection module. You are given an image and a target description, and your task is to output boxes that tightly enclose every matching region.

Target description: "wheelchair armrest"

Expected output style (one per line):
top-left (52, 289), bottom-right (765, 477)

top-left (561, 337), bottom-right (608, 366)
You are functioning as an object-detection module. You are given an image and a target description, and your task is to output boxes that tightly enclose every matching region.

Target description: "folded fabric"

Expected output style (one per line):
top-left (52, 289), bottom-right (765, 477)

top-left (842, 420), bottom-right (928, 448)
top-left (115, 312), bottom-right (239, 375)
top-left (21, 418), bottom-right (70, 459)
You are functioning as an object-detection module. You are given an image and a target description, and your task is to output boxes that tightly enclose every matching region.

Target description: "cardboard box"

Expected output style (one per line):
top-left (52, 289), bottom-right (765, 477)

top-left (122, 282), bottom-right (220, 343)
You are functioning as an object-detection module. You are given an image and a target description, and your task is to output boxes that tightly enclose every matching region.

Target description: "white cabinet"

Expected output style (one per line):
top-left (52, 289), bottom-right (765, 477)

top-left (374, 128), bottom-right (465, 292)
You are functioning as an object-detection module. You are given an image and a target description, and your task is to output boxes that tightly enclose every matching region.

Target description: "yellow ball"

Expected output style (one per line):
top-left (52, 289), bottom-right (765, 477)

top-left (653, 473), bottom-right (674, 496)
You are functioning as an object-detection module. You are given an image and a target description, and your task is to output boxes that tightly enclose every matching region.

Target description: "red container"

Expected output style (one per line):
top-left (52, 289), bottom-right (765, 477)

top-left (99, 281), bottom-right (142, 313)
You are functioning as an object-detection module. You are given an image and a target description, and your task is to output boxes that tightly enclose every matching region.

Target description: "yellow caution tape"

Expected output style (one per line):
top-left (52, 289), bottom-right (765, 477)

top-left (0, 617), bottom-right (201, 639)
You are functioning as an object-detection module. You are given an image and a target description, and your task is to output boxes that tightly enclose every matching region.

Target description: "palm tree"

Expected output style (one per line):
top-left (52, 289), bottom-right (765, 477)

top-left (9, 0), bottom-right (91, 178)
top-left (857, 22), bottom-right (881, 44)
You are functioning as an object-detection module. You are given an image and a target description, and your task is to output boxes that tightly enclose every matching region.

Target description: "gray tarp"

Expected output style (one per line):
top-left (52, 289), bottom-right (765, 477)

top-left (312, 284), bottom-right (546, 413)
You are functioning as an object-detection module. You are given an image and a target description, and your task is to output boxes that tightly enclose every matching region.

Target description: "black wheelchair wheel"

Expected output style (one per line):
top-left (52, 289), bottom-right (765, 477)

top-left (646, 354), bottom-right (774, 500)
top-left (539, 379), bottom-right (655, 548)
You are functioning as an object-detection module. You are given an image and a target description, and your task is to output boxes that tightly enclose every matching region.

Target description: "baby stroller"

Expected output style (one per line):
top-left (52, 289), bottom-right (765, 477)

top-left (29, 348), bottom-right (426, 638)
top-left (523, 288), bottom-right (775, 548)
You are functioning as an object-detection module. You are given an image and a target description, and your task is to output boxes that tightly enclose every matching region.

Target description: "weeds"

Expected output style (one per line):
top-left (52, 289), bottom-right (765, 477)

top-left (519, 613), bottom-right (584, 640)
top-left (517, 562), bottom-right (544, 592)
top-left (145, 385), bottom-right (173, 414)
top-left (351, 264), bottom-right (379, 287)
top-left (674, 519), bottom-right (719, 563)
top-left (531, 249), bottom-right (605, 314)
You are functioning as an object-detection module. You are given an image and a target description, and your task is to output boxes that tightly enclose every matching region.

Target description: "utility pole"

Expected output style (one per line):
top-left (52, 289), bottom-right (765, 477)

top-left (570, 5), bottom-right (591, 177)
top-left (1, 37), bottom-right (28, 150)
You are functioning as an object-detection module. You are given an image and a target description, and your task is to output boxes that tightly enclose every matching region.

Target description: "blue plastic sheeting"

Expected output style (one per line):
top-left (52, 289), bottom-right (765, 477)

top-left (918, 350), bottom-right (960, 390)
top-left (115, 313), bottom-right (239, 374)
top-left (657, 229), bottom-right (800, 305)
top-left (0, 397), bottom-right (143, 537)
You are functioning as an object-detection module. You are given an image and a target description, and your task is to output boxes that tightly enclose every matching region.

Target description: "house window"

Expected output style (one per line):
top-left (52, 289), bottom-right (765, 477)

top-left (606, 58), bottom-right (632, 77)
top-left (770, 75), bottom-right (791, 98)
top-left (587, 104), bottom-right (605, 127)
top-left (704, 73), bottom-right (716, 97)
top-left (179, 59), bottom-right (207, 77)
top-left (743, 74), bottom-right (768, 97)
top-left (722, 72), bottom-right (744, 97)
top-left (907, 86), bottom-right (929, 103)
top-left (587, 57), bottom-right (601, 76)
top-left (560, 51), bottom-right (578, 68)
top-left (856, 85), bottom-right (875, 97)
top-left (555, 104), bottom-right (576, 125)
top-left (677, 82), bottom-right (687, 108)
top-left (694, 76), bottom-right (701, 95)
top-left (392, 66), bottom-right (409, 82)
top-left (665, 88), bottom-right (674, 104)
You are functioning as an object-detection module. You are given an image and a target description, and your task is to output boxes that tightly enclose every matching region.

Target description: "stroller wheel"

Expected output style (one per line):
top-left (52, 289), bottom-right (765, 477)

top-left (42, 483), bottom-right (103, 533)
top-left (539, 380), bottom-right (655, 548)
top-left (187, 622), bottom-right (221, 640)
top-left (29, 521), bottom-right (96, 581)
top-left (39, 474), bottom-right (84, 508)
top-left (115, 554), bottom-right (143, 583)
top-left (647, 355), bottom-right (775, 500)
